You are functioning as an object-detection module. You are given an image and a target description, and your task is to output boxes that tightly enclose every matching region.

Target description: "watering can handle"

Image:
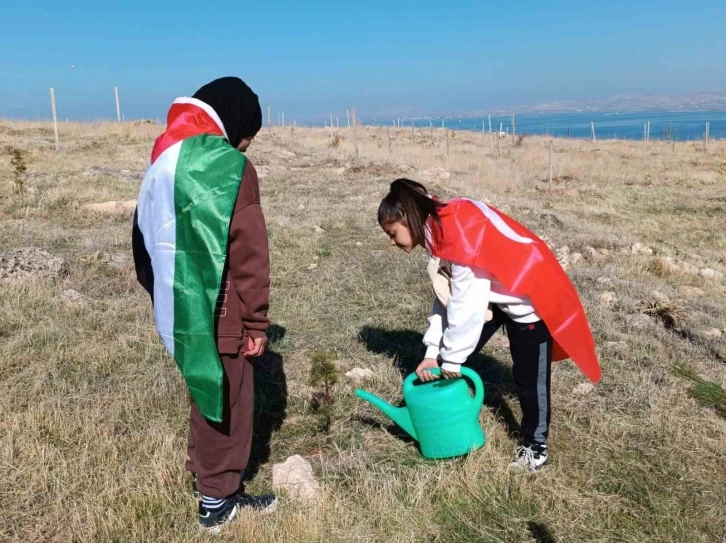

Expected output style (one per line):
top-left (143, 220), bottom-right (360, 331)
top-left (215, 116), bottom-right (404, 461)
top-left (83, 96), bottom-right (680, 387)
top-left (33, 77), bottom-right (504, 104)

top-left (403, 367), bottom-right (485, 409)
top-left (460, 367), bottom-right (485, 411)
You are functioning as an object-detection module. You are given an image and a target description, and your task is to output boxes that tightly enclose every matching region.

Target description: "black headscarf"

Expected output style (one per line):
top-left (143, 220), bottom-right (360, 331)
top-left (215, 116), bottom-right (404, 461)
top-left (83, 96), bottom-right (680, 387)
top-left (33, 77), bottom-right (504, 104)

top-left (192, 76), bottom-right (262, 148)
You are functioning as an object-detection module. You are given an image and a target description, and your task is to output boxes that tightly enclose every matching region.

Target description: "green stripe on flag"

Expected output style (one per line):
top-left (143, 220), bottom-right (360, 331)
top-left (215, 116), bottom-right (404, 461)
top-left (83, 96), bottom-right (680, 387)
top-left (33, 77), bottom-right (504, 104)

top-left (172, 134), bottom-right (246, 422)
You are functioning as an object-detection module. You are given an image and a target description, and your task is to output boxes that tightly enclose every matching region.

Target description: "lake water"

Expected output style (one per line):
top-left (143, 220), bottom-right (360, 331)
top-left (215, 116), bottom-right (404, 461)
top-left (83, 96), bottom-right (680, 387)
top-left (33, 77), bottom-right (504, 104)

top-left (365, 111), bottom-right (726, 141)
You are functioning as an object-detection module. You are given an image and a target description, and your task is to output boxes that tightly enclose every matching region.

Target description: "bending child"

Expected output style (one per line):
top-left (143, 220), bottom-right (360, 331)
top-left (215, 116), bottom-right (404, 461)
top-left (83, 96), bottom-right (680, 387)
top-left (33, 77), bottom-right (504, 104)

top-left (378, 179), bottom-right (600, 472)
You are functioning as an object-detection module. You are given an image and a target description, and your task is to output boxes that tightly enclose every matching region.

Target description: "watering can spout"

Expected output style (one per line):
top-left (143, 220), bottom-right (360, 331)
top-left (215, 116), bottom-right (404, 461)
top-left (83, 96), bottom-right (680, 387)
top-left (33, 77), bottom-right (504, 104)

top-left (355, 389), bottom-right (417, 440)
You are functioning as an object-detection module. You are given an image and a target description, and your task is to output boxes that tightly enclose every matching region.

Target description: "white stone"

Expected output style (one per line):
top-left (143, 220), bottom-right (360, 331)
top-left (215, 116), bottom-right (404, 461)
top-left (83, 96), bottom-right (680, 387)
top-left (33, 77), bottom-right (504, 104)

top-left (307, 263), bottom-right (318, 270)
top-left (600, 292), bottom-right (617, 306)
top-left (272, 455), bottom-right (321, 502)
top-left (648, 290), bottom-right (669, 303)
top-left (699, 268), bottom-right (723, 280)
top-left (655, 256), bottom-right (698, 275)
top-left (572, 383), bottom-right (595, 396)
top-left (355, 242), bottom-right (363, 247)
top-left (630, 314), bottom-right (653, 329)
top-left (596, 277), bottom-right (613, 285)
top-left (570, 252), bottom-right (583, 265)
top-left (61, 289), bottom-right (85, 304)
top-left (630, 243), bottom-right (653, 255)
top-left (313, 226), bottom-right (325, 233)
top-left (679, 285), bottom-right (705, 297)
top-left (699, 328), bottom-right (723, 339)
top-left (345, 367), bottom-right (375, 381)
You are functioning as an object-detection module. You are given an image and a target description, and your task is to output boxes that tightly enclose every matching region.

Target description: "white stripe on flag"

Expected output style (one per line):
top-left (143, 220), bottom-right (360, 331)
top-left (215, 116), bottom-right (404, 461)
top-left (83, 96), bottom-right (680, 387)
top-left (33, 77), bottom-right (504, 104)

top-left (467, 199), bottom-right (534, 244)
top-left (173, 97), bottom-right (228, 140)
top-left (137, 141), bottom-right (183, 356)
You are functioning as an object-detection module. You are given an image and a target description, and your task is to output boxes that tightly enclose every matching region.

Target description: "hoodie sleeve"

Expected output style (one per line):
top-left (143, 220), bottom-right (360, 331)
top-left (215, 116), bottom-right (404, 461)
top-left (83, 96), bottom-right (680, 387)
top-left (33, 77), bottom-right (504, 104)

top-left (439, 263), bottom-right (491, 373)
top-left (227, 163), bottom-right (270, 339)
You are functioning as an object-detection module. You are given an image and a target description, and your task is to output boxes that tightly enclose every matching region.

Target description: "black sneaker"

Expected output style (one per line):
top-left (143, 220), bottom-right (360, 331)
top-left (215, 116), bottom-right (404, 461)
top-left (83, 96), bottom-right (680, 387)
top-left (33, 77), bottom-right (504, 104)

top-left (508, 443), bottom-right (548, 473)
top-left (235, 491), bottom-right (278, 513)
top-left (198, 499), bottom-right (239, 534)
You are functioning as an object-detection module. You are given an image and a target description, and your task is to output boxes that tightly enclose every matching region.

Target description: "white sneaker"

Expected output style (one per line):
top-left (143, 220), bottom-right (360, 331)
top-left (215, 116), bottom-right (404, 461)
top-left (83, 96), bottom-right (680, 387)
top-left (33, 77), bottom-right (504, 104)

top-left (508, 443), bottom-right (548, 473)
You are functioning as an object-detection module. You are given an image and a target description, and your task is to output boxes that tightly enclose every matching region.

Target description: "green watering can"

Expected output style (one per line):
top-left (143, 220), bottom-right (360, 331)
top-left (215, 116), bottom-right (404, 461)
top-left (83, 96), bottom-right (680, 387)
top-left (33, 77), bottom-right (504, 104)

top-left (355, 367), bottom-right (485, 459)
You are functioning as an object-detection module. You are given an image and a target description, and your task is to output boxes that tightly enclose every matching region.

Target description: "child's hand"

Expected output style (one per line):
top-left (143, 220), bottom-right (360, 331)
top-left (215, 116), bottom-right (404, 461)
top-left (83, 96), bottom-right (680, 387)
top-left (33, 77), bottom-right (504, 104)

top-left (416, 358), bottom-right (440, 382)
top-left (243, 335), bottom-right (267, 358)
top-left (441, 369), bottom-right (461, 379)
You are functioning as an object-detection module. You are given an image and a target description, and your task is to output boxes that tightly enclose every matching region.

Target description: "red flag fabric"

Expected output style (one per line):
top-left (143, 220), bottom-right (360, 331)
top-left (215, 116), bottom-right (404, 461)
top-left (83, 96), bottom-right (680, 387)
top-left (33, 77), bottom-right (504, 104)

top-left (430, 198), bottom-right (601, 383)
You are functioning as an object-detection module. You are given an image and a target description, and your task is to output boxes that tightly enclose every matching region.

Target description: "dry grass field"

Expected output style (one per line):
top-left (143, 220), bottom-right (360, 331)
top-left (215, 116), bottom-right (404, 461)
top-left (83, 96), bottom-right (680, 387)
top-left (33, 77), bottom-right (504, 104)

top-left (1, 120), bottom-right (724, 542)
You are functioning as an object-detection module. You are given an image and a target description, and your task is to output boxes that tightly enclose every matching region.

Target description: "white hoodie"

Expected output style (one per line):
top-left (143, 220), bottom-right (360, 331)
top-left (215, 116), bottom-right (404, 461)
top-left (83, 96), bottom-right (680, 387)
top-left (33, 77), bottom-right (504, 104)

top-left (423, 257), bottom-right (540, 373)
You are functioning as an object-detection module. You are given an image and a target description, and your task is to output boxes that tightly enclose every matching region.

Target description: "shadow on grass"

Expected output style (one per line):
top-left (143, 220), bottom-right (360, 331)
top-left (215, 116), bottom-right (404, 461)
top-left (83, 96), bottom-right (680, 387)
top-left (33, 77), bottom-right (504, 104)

top-left (243, 324), bottom-right (288, 482)
top-left (527, 522), bottom-right (557, 543)
top-left (357, 326), bottom-right (521, 440)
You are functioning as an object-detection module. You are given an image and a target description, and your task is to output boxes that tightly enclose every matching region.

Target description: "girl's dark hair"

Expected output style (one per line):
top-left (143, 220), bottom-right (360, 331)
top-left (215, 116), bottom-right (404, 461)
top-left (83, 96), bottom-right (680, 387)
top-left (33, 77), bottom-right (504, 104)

top-left (378, 178), bottom-right (444, 250)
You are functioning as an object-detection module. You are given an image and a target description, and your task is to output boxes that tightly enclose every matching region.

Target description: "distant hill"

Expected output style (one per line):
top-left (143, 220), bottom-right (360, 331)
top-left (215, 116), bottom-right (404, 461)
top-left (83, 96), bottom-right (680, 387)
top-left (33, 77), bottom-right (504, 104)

top-left (489, 91), bottom-right (726, 115)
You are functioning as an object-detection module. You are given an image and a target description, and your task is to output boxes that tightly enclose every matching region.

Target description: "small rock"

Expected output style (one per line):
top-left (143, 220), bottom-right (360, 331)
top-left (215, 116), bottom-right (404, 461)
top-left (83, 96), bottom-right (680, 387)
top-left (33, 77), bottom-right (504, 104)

top-left (600, 292), bottom-right (617, 306)
top-left (699, 328), bottom-right (723, 339)
top-left (345, 367), bottom-right (375, 381)
top-left (605, 341), bottom-right (629, 353)
top-left (699, 268), bottom-right (723, 280)
top-left (630, 314), bottom-right (654, 329)
top-left (570, 252), bottom-right (583, 265)
top-left (423, 166), bottom-right (451, 180)
top-left (679, 285), bottom-right (705, 297)
top-left (355, 242), bottom-right (363, 247)
top-left (630, 243), bottom-right (653, 255)
top-left (0, 246), bottom-right (67, 280)
top-left (651, 369), bottom-right (667, 385)
top-left (596, 277), bottom-right (613, 285)
top-left (572, 383), bottom-right (595, 396)
top-left (655, 256), bottom-right (698, 275)
top-left (648, 290), bottom-right (669, 303)
top-left (313, 226), bottom-right (325, 233)
top-left (298, 204), bottom-right (305, 210)
top-left (60, 289), bottom-right (85, 304)
top-left (585, 246), bottom-right (599, 260)
top-left (272, 455), bottom-right (321, 502)
top-left (278, 150), bottom-right (297, 159)
top-left (83, 200), bottom-right (137, 214)
top-left (307, 263), bottom-right (318, 270)
top-left (555, 246), bottom-right (570, 270)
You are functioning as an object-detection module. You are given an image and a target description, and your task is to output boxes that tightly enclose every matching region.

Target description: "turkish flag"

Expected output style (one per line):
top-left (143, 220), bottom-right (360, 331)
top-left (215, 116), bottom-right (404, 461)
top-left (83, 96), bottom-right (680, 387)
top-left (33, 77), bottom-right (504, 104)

top-left (430, 199), bottom-right (601, 383)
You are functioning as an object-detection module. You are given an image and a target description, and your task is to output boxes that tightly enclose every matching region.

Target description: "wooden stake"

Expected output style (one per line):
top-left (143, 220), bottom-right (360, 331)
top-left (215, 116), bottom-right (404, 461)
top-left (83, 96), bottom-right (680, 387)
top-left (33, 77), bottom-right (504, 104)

top-left (511, 113), bottom-right (516, 138)
top-left (387, 126), bottom-right (392, 154)
top-left (352, 108), bottom-right (357, 128)
top-left (268, 106), bottom-right (271, 133)
top-left (445, 129), bottom-right (449, 159)
top-left (442, 119), bottom-right (445, 129)
top-left (330, 114), bottom-right (334, 136)
top-left (499, 122), bottom-right (503, 136)
top-left (346, 109), bottom-right (351, 129)
top-left (590, 121), bottom-right (596, 142)
top-left (282, 112), bottom-right (285, 127)
top-left (50, 88), bottom-right (59, 151)
top-left (336, 117), bottom-right (339, 129)
top-left (548, 142), bottom-right (553, 190)
top-left (644, 123), bottom-right (647, 142)
top-left (429, 118), bottom-right (433, 140)
top-left (497, 129), bottom-right (501, 158)
top-left (114, 87), bottom-right (121, 123)
top-left (411, 117), bottom-right (415, 145)
top-left (488, 114), bottom-right (492, 133)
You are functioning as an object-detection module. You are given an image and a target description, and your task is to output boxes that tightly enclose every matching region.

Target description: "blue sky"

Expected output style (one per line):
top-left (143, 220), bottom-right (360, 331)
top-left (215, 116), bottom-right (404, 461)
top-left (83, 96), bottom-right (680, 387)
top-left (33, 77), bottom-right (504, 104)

top-left (1, 1), bottom-right (725, 121)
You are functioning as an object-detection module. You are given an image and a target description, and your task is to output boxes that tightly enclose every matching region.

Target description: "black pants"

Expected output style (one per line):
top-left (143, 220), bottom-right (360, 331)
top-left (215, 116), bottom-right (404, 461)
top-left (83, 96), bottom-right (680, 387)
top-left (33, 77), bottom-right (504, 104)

top-left (471, 306), bottom-right (553, 445)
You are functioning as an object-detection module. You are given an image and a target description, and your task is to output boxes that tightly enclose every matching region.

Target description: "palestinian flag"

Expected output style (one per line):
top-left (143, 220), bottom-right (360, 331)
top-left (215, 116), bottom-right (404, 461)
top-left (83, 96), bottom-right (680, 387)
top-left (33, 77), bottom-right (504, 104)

top-left (133, 97), bottom-right (247, 422)
top-left (430, 199), bottom-right (601, 383)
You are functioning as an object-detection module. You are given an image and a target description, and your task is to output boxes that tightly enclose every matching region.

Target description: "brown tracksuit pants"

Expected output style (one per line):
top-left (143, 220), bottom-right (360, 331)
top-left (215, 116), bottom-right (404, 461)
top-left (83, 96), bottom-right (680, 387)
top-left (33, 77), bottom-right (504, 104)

top-left (185, 351), bottom-right (254, 499)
